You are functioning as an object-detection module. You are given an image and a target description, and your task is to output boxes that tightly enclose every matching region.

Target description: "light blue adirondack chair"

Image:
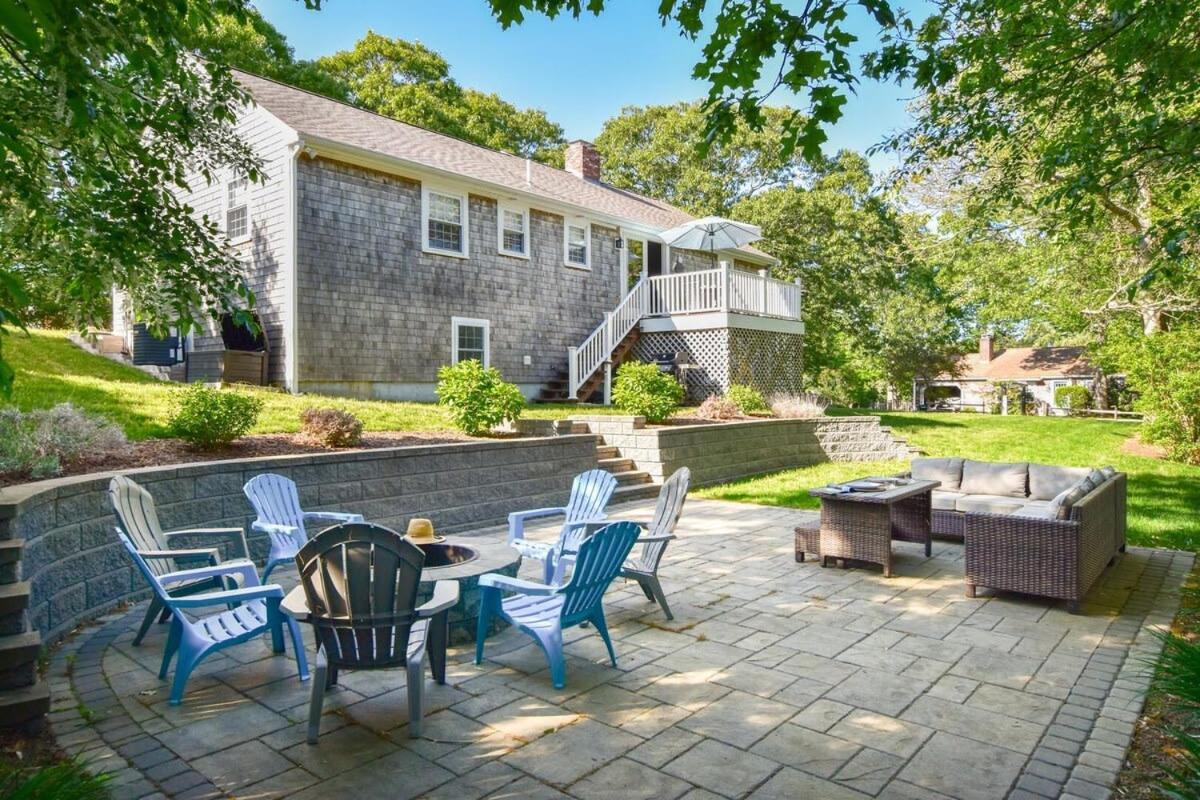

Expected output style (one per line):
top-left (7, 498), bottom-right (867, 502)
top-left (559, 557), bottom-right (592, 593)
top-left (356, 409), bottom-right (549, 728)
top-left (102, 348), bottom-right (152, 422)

top-left (476, 521), bottom-right (640, 689)
top-left (243, 473), bottom-right (364, 580)
top-left (115, 531), bottom-right (309, 705)
top-left (507, 469), bottom-right (618, 584)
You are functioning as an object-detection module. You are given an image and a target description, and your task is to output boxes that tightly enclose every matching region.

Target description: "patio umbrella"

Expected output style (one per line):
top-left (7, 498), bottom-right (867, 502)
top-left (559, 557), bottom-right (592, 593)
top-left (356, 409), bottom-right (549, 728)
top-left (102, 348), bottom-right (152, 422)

top-left (657, 216), bottom-right (763, 255)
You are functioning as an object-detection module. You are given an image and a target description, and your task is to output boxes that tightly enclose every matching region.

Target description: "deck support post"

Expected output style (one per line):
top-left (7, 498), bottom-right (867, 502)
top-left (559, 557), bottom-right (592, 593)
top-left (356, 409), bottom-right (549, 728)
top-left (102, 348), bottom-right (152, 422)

top-left (567, 346), bottom-right (578, 400)
top-left (603, 361), bottom-right (612, 405)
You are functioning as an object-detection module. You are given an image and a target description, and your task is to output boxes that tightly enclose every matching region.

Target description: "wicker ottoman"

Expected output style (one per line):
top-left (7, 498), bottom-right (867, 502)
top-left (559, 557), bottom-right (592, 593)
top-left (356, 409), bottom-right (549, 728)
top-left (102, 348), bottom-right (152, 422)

top-left (794, 520), bottom-right (821, 563)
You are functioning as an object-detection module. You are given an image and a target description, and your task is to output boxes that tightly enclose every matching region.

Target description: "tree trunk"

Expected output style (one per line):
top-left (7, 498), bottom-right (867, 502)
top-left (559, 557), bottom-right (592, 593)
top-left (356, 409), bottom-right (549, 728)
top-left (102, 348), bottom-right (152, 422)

top-left (1141, 306), bottom-right (1163, 335)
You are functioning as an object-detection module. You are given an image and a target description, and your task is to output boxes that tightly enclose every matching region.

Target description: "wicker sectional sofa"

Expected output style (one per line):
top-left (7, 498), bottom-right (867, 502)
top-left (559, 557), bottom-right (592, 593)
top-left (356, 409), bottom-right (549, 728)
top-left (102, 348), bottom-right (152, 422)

top-left (911, 457), bottom-right (1127, 612)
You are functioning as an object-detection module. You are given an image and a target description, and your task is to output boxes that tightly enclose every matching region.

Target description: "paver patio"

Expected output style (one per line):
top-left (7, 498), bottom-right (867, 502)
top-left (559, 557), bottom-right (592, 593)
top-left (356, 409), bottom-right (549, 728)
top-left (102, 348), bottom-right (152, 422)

top-left (45, 498), bottom-right (1191, 800)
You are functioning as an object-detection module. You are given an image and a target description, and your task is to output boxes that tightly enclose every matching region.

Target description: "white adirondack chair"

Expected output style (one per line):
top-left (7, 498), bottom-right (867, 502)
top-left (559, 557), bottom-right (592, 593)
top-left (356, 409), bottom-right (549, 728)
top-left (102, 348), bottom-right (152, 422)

top-left (507, 469), bottom-right (618, 584)
top-left (243, 473), bottom-right (364, 580)
top-left (109, 476), bottom-right (253, 645)
top-left (622, 467), bottom-right (690, 620)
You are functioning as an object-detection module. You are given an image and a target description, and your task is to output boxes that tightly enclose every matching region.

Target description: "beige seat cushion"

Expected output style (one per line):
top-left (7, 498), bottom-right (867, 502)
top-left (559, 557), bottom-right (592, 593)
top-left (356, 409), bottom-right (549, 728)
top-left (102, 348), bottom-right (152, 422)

top-left (931, 490), bottom-right (962, 511)
top-left (1012, 503), bottom-right (1056, 519)
top-left (960, 460), bottom-right (1029, 498)
top-left (1028, 464), bottom-right (1091, 501)
top-left (955, 494), bottom-right (1026, 515)
top-left (912, 457), bottom-right (965, 491)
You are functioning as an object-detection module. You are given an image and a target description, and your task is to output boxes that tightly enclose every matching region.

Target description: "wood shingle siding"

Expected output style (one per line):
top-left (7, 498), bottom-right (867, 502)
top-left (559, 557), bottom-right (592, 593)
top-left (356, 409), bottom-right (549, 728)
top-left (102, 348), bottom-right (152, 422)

top-left (294, 156), bottom-right (622, 397)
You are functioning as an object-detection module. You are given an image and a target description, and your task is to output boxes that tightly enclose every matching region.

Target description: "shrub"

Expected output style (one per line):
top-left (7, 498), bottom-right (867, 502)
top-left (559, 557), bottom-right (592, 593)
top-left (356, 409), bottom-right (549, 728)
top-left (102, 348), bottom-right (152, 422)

top-left (168, 384), bottom-right (263, 448)
top-left (0, 404), bottom-right (127, 478)
top-left (1054, 384), bottom-right (1092, 413)
top-left (435, 360), bottom-right (524, 435)
top-left (726, 384), bottom-right (768, 414)
top-left (300, 408), bottom-right (363, 448)
top-left (768, 392), bottom-right (830, 419)
top-left (611, 361), bottom-right (684, 423)
top-left (1106, 327), bottom-right (1200, 465)
top-left (0, 756), bottom-right (111, 800)
top-left (696, 394), bottom-right (741, 420)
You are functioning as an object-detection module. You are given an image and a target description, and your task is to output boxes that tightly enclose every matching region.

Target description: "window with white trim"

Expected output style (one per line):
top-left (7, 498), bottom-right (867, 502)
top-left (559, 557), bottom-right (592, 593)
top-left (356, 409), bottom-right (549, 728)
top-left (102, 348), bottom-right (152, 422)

top-left (564, 222), bottom-right (590, 269)
top-left (498, 204), bottom-right (529, 258)
top-left (422, 187), bottom-right (468, 256)
top-left (451, 317), bottom-right (489, 367)
top-left (225, 176), bottom-right (249, 241)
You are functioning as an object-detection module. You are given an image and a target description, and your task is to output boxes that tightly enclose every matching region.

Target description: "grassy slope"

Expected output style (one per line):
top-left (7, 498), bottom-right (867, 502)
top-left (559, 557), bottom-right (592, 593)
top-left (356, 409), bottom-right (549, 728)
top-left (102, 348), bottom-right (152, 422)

top-left (698, 411), bottom-right (1200, 552)
top-left (1, 329), bottom-right (639, 440)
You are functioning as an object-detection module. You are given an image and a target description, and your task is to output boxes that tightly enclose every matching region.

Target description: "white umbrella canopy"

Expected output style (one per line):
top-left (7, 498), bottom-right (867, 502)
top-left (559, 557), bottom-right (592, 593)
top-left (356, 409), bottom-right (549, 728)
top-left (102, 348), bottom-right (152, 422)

top-left (657, 216), bottom-right (763, 254)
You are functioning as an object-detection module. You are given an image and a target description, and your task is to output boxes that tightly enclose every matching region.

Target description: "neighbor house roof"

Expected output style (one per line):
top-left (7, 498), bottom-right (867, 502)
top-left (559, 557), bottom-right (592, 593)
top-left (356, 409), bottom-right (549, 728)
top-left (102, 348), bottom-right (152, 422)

top-left (941, 346), bottom-right (1094, 382)
top-left (234, 70), bottom-right (775, 262)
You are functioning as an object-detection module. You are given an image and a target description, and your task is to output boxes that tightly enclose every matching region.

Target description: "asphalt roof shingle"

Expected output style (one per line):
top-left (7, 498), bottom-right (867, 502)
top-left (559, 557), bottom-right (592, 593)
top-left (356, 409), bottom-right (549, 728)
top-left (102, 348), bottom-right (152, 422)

top-left (234, 70), bottom-right (705, 233)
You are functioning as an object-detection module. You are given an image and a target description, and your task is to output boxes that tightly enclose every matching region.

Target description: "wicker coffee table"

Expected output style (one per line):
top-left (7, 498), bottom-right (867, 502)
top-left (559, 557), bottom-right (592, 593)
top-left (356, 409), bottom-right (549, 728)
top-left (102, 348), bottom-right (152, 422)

top-left (807, 478), bottom-right (939, 577)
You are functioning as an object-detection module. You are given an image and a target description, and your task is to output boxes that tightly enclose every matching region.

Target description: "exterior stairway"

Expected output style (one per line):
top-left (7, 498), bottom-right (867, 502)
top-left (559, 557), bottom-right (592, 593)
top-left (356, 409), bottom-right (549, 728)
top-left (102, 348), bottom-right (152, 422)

top-left (535, 328), bottom-right (640, 404)
top-left (0, 519), bottom-right (48, 729)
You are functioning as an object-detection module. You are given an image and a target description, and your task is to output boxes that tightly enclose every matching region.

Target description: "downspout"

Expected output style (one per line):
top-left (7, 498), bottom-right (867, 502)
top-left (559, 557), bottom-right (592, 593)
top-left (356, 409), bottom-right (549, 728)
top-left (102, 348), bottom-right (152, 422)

top-left (283, 139), bottom-right (302, 394)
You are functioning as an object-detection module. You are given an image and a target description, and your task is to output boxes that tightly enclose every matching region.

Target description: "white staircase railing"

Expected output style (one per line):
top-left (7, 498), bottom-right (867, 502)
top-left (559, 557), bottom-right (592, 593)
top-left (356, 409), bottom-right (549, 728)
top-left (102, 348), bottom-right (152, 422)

top-left (569, 279), bottom-right (649, 400)
top-left (567, 264), bottom-right (803, 399)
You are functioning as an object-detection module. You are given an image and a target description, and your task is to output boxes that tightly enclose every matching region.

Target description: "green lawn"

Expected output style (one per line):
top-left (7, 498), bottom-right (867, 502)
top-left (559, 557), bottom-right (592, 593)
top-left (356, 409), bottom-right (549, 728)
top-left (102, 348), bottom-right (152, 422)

top-left (1, 329), bottom-right (614, 439)
top-left (698, 412), bottom-right (1200, 552)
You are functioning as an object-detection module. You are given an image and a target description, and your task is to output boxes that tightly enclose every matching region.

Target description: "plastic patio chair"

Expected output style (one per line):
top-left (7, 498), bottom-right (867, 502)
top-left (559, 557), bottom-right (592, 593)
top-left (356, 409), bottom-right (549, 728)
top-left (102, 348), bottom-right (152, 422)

top-left (109, 475), bottom-right (253, 646)
top-left (476, 521), bottom-right (640, 689)
top-left (622, 467), bottom-right (690, 620)
top-left (506, 469), bottom-right (618, 584)
top-left (295, 523), bottom-right (459, 742)
top-left (243, 473), bottom-right (364, 580)
top-left (115, 531), bottom-right (308, 705)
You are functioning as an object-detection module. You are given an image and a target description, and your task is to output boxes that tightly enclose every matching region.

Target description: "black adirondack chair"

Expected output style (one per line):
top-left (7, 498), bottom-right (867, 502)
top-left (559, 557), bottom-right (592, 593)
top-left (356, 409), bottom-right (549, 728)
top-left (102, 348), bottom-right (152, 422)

top-left (295, 523), bottom-right (458, 742)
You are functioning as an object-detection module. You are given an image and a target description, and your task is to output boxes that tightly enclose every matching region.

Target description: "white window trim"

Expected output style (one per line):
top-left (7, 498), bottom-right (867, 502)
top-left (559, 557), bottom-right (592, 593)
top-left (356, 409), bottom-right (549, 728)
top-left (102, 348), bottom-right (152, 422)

top-left (422, 186), bottom-right (470, 259)
top-left (224, 174), bottom-right (251, 245)
top-left (564, 220), bottom-right (591, 270)
top-left (451, 316), bottom-right (490, 368)
top-left (497, 202), bottom-right (531, 259)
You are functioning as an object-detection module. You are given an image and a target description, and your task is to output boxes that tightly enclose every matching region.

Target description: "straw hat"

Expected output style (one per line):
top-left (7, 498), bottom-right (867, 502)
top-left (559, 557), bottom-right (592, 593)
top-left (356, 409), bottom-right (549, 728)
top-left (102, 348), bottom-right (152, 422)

top-left (405, 518), bottom-right (444, 544)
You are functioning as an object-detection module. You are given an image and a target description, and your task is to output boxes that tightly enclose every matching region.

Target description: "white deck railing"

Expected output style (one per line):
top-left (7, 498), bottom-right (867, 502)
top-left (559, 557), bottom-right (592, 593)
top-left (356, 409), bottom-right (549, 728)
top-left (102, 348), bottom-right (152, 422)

top-left (568, 264), bottom-right (803, 399)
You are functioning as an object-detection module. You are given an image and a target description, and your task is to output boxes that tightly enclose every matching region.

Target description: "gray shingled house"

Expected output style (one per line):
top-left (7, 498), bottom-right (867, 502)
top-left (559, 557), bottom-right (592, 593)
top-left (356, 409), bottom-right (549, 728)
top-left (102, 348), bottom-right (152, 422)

top-left (114, 70), bottom-right (805, 403)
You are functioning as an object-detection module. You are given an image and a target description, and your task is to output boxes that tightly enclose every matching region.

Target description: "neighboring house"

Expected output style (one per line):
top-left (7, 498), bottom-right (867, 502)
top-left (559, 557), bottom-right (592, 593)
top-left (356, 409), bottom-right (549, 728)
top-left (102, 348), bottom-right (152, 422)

top-left (914, 334), bottom-right (1097, 415)
top-left (113, 69), bottom-right (804, 403)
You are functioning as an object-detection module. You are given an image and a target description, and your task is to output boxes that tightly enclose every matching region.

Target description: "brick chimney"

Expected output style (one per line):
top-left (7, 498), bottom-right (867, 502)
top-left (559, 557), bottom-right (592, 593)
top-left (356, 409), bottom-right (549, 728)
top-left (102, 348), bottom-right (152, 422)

top-left (565, 140), bottom-right (601, 181)
top-left (979, 333), bottom-right (995, 362)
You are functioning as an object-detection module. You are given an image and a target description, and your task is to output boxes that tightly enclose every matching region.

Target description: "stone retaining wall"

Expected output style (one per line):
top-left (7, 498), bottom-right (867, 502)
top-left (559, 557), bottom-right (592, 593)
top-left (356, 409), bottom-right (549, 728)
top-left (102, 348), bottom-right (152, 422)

top-left (0, 435), bottom-right (599, 644)
top-left (571, 415), bottom-right (918, 486)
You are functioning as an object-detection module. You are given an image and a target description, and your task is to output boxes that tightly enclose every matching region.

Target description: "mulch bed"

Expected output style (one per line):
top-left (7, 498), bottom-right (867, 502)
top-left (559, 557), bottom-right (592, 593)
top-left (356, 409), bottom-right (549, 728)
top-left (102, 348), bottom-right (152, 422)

top-left (0, 431), bottom-right (478, 488)
top-left (1113, 561), bottom-right (1200, 798)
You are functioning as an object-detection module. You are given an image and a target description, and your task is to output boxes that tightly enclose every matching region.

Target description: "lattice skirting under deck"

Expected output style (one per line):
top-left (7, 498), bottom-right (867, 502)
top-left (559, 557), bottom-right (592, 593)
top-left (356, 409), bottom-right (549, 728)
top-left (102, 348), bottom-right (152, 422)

top-left (632, 327), bottom-right (803, 401)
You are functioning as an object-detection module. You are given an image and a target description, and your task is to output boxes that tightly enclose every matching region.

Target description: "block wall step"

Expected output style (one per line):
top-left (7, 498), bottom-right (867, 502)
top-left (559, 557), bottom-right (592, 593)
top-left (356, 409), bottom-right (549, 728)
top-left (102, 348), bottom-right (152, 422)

top-left (614, 471), bottom-right (652, 487)
top-left (0, 679), bottom-right (50, 729)
top-left (612, 483), bottom-right (662, 503)
top-left (598, 457), bottom-right (635, 473)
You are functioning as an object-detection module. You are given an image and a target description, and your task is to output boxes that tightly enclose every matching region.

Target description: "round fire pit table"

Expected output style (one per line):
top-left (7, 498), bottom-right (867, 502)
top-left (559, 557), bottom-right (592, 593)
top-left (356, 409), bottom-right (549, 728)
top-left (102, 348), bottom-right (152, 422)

top-left (413, 536), bottom-right (520, 644)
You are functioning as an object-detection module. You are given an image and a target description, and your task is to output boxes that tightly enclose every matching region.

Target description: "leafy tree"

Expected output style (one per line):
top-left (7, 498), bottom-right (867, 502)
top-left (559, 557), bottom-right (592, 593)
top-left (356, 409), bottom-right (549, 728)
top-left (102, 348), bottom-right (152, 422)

top-left (0, 1), bottom-right (280, 396)
top-left (595, 102), bottom-right (812, 215)
top-left (316, 32), bottom-right (566, 165)
top-left (185, 7), bottom-right (351, 101)
top-left (731, 152), bottom-right (906, 378)
top-left (868, 0), bottom-right (1200, 329)
top-left (871, 286), bottom-right (964, 402)
top-left (486, 0), bottom-right (901, 160)
top-left (1099, 325), bottom-right (1200, 464)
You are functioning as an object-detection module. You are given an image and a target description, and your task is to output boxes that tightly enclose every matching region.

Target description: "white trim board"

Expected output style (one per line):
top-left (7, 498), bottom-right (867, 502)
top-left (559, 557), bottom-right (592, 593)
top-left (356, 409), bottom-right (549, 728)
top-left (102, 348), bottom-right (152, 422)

top-left (640, 312), bottom-right (805, 335)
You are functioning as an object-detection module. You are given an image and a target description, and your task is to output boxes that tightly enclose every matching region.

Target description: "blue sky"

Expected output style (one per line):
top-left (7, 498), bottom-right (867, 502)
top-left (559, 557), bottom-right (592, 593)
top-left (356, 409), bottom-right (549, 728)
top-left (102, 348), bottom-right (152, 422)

top-left (254, 0), bottom-right (928, 172)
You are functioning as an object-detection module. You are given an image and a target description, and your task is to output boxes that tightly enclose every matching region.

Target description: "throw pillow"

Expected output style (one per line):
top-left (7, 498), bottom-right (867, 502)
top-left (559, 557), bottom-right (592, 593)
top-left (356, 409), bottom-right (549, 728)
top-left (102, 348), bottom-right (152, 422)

top-left (911, 457), bottom-right (965, 491)
top-left (960, 460), bottom-right (1029, 498)
top-left (1050, 481), bottom-right (1090, 520)
top-left (1100, 465), bottom-right (1117, 479)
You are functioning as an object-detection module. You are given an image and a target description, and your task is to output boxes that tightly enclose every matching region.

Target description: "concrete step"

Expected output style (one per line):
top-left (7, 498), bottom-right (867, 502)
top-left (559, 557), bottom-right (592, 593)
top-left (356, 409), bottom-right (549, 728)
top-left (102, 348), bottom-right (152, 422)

top-left (595, 445), bottom-right (619, 460)
top-left (0, 678), bottom-right (49, 730)
top-left (598, 457), bottom-right (636, 473)
top-left (0, 631), bottom-right (41, 690)
top-left (612, 483), bottom-right (662, 503)
top-left (614, 470), bottom-right (652, 487)
top-left (0, 540), bottom-right (20, 584)
top-left (0, 581), bottom-right (30, 635)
